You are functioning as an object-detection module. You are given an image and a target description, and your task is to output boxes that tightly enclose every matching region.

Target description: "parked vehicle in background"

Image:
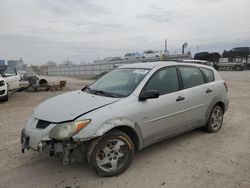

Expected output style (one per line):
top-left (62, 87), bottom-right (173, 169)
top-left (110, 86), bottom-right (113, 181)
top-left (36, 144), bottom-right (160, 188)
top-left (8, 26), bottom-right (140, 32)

top-left (194, 52), bottom-right (221, 63)
top-left (21, 61), bottom-right (229, 176)
top-left (142, 50), bottom-right (161, 59)
top-left (103, 57), bottom-right (123, 63)
top-left (223, 47), bottom-right (250, 58)
top-left (124, 52), bottom-right (141, 60)
top-left (0, 75), bottom-right (8, 101)
top-left (0, 67), bottom-right (20, 90)
top-left (217, 58), bottom-right (245, 71)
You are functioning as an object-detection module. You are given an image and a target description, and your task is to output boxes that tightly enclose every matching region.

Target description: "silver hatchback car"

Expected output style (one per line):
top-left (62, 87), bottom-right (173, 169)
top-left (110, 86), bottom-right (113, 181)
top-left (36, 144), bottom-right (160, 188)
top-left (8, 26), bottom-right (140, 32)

top-left (21, 61), bottom-right (229, 176)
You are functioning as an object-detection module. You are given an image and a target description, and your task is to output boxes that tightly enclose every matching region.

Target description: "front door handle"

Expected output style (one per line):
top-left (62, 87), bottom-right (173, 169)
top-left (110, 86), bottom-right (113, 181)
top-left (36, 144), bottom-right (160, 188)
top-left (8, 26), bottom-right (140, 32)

top-left (206, 88), bottom-right (213, 93)
top-left (176, 96), bottom-right (185, 101)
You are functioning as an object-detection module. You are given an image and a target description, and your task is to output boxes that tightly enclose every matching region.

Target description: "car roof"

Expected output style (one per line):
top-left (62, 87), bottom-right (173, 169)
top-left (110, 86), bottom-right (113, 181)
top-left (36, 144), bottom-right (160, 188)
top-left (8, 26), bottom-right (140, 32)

top-left (119, 61), bottom-right (213, 70)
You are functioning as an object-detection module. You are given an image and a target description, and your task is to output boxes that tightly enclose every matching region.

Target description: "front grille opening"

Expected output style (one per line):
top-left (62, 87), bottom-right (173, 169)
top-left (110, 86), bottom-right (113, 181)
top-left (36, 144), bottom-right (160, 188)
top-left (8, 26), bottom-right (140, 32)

top-left (0, 89), bottom-right (6, 95)
top-left (36, 120), bottom-right (51, 129)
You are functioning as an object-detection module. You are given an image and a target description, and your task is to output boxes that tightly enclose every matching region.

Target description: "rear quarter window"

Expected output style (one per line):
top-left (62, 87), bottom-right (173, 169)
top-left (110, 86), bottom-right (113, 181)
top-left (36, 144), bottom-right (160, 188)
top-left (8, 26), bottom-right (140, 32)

top-left (200, 67), bottom-right (215, 82)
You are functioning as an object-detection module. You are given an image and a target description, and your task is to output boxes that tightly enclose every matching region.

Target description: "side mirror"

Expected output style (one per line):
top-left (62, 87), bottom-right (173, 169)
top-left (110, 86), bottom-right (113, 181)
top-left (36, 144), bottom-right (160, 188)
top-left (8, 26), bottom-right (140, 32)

top-left (139, 90), bottom-right (159, 101)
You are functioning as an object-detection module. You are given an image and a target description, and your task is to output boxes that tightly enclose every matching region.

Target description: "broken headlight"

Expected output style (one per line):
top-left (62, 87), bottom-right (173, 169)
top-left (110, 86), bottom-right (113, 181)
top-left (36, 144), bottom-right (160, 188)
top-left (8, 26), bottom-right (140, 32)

top-left (49, 119), bottom-right (91, 140)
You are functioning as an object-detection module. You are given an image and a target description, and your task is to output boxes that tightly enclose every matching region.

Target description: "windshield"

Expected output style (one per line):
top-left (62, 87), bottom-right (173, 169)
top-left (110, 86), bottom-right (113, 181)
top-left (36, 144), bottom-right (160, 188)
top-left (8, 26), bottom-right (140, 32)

top-left (84, 68), bottom-right (149, 98)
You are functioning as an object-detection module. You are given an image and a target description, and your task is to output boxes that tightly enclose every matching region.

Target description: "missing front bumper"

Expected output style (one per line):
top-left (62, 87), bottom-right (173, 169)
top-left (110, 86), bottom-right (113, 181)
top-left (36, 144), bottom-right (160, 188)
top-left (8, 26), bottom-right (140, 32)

top-left (20, 129), bottom-right (87, 164)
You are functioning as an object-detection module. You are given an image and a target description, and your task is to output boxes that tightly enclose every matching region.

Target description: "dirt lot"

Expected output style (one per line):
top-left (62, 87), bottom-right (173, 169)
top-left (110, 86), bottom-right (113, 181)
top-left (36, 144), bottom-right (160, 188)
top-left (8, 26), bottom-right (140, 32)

top-left (0, 71), bottom-right (250, 188)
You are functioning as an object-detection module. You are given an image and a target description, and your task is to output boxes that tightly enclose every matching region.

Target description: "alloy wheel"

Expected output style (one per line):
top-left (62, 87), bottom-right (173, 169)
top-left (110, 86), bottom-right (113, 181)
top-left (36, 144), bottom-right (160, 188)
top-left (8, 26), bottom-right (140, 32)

top-left (96, 139), bottom-right (128, 172)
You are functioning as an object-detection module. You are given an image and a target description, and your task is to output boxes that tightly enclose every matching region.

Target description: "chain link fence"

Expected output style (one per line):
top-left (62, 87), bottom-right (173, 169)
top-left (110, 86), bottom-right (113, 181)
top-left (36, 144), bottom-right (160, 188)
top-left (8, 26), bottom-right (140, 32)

top-left (48, 54), bottom-right (191, 79)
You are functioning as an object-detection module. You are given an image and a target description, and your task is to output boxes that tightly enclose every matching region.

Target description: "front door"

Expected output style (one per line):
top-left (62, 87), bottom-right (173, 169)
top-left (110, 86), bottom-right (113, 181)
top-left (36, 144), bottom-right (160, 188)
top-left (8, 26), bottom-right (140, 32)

top-left (3, 68), bottom-right (19, 90)
top-left (135, 66), bottom-right (188, 146)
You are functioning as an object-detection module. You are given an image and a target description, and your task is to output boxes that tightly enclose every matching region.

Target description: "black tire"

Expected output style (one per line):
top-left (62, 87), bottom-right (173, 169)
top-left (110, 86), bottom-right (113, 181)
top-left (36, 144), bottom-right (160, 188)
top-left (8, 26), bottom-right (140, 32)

top-left (3, 93), bottom-right (8, 101)
top-left (0, 94), bottom-right (8, 102)
top-left (205, 105), bottom-right (223, 133)
top-left (87, 130), bottom-right (135, 177)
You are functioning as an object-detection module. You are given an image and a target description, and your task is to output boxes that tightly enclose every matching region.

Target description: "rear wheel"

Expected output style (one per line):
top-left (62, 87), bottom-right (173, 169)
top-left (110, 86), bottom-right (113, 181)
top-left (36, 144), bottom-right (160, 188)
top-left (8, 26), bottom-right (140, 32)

top-left (205, 105), bottom-right (223, 133)
top-left (87, 130), bottom-right (134, 177)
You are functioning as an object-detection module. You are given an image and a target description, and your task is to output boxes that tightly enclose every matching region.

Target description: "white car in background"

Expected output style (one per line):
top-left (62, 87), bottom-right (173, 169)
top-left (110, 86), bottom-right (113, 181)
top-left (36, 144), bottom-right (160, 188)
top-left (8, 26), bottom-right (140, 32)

top-left (0, 67), bottom-right (20, 101)
top-left (142, 50), bottom-right (161, 59)
top-left (124, 52), bottom-right (141, 60)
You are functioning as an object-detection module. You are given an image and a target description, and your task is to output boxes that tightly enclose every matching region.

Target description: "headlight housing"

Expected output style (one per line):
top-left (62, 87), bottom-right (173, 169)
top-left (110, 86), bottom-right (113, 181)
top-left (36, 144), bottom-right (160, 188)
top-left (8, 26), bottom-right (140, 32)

top-left (0, 80), bottom-right (5, 87)
top-left (49, 119), bottom-right (91, 140)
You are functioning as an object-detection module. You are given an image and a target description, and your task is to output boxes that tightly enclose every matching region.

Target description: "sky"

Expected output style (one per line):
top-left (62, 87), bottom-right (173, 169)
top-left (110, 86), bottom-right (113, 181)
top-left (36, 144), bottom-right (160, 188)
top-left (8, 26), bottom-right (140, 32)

top-left (0, 0), bottom-right (250, 65)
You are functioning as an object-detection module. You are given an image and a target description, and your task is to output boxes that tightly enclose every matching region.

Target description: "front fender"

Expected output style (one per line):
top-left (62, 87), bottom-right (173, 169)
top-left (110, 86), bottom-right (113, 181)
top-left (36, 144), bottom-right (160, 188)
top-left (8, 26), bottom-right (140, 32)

top-left (95, 117), bottom-right (144, 149)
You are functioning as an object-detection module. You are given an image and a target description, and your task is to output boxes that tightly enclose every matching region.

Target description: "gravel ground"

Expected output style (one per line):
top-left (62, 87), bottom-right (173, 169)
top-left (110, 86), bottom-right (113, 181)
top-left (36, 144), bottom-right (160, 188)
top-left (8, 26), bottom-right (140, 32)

top-left (0, 72), bottom-right (250, 188)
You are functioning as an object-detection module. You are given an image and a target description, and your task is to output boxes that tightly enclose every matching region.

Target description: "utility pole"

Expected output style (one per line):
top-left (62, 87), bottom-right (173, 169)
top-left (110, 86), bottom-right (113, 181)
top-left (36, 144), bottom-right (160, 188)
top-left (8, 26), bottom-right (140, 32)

top-left (196, 45), bottom-right (199, 53)
top-left (164, 39), bottom-right (168, 54)
top-left (182, 42), bottom-right (188, 54)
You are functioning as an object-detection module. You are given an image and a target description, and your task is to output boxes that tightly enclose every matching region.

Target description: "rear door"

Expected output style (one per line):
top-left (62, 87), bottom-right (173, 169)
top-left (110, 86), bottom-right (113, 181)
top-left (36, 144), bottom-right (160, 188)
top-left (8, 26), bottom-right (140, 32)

top-left (178, 66), bottom-right (214, 129)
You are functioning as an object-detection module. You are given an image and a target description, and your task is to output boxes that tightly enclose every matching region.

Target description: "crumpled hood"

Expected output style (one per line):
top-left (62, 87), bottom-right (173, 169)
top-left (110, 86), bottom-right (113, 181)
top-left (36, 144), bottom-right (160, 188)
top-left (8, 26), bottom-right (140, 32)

top-left (34, 90), bottom-right (119, 123)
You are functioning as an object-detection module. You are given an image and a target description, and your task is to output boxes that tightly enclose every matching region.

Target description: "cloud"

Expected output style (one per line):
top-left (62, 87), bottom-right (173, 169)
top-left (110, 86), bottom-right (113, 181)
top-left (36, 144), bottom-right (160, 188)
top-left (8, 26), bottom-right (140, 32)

top-left (138, 11), bottom-right (181, 22)
top-left (37, 0), bottom-right (110, 17)
top-left (137, 7), bottom-right (181, 23)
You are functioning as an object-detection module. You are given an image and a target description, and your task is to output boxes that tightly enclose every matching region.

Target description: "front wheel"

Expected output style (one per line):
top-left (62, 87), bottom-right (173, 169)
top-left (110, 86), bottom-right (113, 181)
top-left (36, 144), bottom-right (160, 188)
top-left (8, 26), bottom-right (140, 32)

top-left (205, 105), bottom-right (223, 133)
top-left (87, 130), bottom-right (134, 177)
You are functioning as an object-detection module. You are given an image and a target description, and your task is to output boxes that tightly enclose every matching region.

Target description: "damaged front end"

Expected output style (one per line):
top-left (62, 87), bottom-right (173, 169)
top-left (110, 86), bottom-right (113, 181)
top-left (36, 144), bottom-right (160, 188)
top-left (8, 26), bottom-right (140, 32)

top-left (39, 139), bottom-right (88, 164)
top-left (21, 118), bottom-right (92, 165)
top-left (21, 128), bottom-right (88, 164)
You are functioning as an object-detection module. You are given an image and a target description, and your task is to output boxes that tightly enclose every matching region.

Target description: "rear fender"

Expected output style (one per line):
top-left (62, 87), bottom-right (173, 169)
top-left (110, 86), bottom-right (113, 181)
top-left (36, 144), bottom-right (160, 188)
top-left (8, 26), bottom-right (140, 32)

top-left (205, 95), bottom-right (226, 120)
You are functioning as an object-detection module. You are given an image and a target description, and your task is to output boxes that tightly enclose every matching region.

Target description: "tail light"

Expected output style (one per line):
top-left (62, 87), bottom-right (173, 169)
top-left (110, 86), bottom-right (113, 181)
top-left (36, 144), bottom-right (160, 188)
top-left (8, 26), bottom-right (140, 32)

top-left (223, 81), bottom-right (228, 92)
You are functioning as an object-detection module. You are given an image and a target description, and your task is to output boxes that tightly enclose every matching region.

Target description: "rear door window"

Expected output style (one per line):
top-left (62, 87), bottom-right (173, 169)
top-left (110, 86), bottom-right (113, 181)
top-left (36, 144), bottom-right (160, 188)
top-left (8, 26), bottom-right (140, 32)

top-left (200, 67), bottom-right (215, 82)
top-left (179, 66), bottom-right (205, 89)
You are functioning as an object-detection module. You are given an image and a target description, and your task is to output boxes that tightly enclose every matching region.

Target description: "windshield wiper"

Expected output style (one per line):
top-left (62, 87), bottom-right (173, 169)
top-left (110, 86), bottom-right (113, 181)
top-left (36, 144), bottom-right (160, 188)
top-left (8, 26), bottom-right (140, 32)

top-left (93, 90), bottom-right (123, 98)
top-left (82, 86), bottom-right (125, 98)
top-left (82, 85), bottom-right (96, 94)
top-left (92, 89), bottom-right (125, 98)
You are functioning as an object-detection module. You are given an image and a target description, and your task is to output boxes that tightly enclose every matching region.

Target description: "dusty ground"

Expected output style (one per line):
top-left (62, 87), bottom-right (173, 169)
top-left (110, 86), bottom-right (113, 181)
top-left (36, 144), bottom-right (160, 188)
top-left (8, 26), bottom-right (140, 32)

top-left (0, 72), bottom-right (250, 188)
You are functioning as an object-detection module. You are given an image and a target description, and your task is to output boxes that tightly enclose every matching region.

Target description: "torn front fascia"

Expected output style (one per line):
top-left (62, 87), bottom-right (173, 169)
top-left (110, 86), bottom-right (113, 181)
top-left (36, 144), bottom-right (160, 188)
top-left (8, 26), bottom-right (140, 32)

top-left (40, 140), bottom-right (85, 165)
top-left (21, 129), bottom-right (30, 153)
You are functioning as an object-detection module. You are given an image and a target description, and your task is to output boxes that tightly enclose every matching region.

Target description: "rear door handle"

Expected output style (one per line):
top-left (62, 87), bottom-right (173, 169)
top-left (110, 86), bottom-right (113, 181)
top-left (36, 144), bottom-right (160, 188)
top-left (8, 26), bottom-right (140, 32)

top-left (176, 96), bottom-right (185, 101)
top-left (206, 88), bottom-right (213, 93)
